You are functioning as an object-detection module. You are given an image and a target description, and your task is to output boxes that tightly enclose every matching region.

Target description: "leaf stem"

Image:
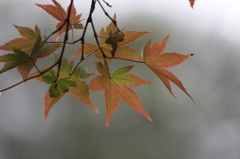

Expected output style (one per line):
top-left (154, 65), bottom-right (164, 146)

top-left (97, 0), bottom-right (116, 26)
top-left (30, 57), bottom-right (40, 72)
top-left (0, 63), bottom-right (58, 93)
top-left (70, 48), bottom-right (99, 76)
top-left (106, 57), bottom-right (144, 63)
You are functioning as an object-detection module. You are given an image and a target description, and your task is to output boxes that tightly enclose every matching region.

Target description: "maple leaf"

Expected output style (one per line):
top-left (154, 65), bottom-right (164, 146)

top-left (0, 25), bottom-right (62, 80)
top-left (42, 70), bottom-right (77, 98)
top-left (29, 55), bottom-right (97, 120)
top-left (36, 0), bottom-right (84, 40)
top-left (189, 0), bottom-right (196, 8)
top-left (142, 35), bottom-right (194, 102)
top-left (44, 91), bottom-right (65, 120)
top-left (89, 61), bottom-right (153, 126)
top-left (0, 25), bottom-right (41, 53)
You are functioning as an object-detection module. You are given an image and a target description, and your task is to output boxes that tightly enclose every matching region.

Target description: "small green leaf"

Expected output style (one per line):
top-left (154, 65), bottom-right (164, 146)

top-left (57, 82), bottom-right (69, 93)
top-left (48, 77), bottom-right (77, 97)
top-left (49, 84), bottom-right (61, 98)
top-left (58, 77), bottom-right (77, 93)
top-left (42, 74), bottom-right (55, 84)
top-left (63, 79), bottom-right (77, 87)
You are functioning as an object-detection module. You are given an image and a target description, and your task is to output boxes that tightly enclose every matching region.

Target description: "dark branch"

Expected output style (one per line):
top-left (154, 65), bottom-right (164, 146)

top-left (0, 0), bottom-right (118, 92)
top-left (55, 0), bottom-right (74, 81)
top-left (102, 0), bottom-right (112, 7)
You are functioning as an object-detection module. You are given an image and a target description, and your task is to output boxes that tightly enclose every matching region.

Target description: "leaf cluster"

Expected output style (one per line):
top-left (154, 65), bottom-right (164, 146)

top-left (0, 0), bottom-right (195, 126)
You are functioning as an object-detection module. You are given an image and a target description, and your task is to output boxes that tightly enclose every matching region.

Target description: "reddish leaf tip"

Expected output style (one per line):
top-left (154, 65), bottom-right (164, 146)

top-left (44, 112), bottom-right (48, 120)
top-left (147, 116), bottom-right (153, 122)
top-left (43, 113), bottom-right (48, 120)
top-left (190, 54), bottom-right (194, 56)
top-left (189, 0), bottom-right (196, 8)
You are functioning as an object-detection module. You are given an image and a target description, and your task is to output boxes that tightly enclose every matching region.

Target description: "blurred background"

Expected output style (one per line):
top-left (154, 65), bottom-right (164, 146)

top-left (1, 0), bottom-right (240, 158)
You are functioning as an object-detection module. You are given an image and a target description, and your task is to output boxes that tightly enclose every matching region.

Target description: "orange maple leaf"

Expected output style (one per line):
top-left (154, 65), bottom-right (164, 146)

top-left (44, 91), bottom-right (66, 120)
top-left (89, 61), bottom-right (153, 126)
top-left (0, 25), bottom-right (62, 80)
top-left (0, 25), bottom-right (41, 53)
top-left (36, 0), bottom-right (84, 40)
top-left (142, 35), bottom-right (194, 102)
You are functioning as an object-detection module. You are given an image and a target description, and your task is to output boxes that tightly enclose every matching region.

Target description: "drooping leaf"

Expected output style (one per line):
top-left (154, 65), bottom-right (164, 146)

top-left (89, 61), bottom-right (152, 126)
top-left (105, 30), bottom-right (125, 57)
top-left (142, 35), bottom-right (194, 102)
top-left (94, 14), bottom-right (151, 63)
top-left (189, 0), bottom-right (196, 8)
top-left (36, 0), bottom-right (84, 40)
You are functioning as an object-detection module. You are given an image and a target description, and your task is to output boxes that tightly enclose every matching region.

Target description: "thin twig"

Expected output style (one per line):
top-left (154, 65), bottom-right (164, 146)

top-left (78, 0), bottom-right (96, 62)
top-left (102, 0), bottom-right (112, 7)
top-left (70, 48), bottom-right (99, 75)
top-left (0, 62), bottom-right (58, 92)
top-left (55, 0), bottom-right (74, 81)
top-left (90, 18), bottom-right (111, 77)
top-left (97, 0), bottom-right (116, 26)
top-left (30, 57), bottom-right (40, 72)
top-left (106, 57), bottom-right (144, 63)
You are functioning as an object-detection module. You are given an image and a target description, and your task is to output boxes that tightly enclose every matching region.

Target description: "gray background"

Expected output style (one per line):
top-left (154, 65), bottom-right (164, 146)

top-left (1, 0), bottom-right (240, 158)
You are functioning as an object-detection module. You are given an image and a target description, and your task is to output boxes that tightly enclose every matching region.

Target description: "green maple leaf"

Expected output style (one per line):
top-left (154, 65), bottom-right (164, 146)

top-left (89, 61), bottom-right (153, 126)
top-left (42, 66), bottom-right (77, 96)
top-left (42, 69), bottom-right (77, 98)
top-left (29, 54), bottom-right (97, 120)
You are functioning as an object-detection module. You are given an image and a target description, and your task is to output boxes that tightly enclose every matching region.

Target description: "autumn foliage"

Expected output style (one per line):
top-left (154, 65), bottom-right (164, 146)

top-left (0, 0), bottom-right (196, 126)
